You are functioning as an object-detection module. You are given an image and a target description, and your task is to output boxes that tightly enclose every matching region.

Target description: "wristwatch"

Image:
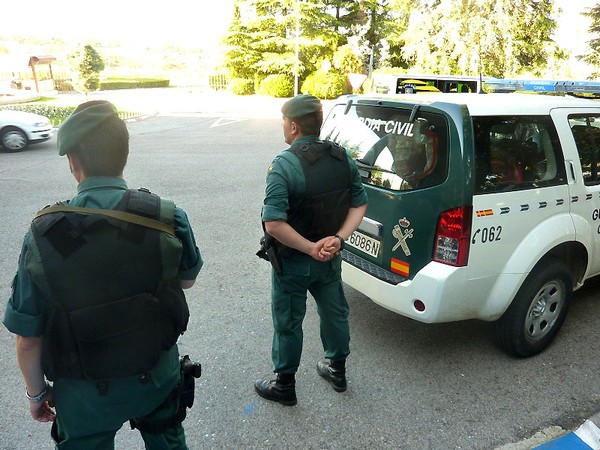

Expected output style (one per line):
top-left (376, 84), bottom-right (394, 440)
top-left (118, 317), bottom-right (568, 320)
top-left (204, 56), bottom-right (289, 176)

top-left (334, 234), bottom-right (345, 250)
top-left (26, 382), bottom-right (51, 403)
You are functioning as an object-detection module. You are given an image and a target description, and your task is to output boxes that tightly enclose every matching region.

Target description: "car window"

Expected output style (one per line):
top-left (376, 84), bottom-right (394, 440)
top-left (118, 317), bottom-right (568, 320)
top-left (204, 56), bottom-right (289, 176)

top-left (321, 103), bottom-right (449, 191)
top-left (569, 115), bottom-right (600, 186)
top-left (473, 116), bottom-right (566, 193)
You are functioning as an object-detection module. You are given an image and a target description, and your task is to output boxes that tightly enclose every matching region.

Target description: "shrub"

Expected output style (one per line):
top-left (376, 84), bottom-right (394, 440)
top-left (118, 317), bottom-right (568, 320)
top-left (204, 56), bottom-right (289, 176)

top-left (54, 79), bottom-right (74, 92)
top-left (0, 105), bottom-right (76, 126)
top-left (301, 71), bottom-right (351, 99)
top-left (0, 104), bottom-right (142, 126)
top-left (229, 78), bottom-right (255, 95)
top-left (100, 78), bottom-right (170, 90)
top-left (333, 45), bottom-right (364, 74)
top-left (259, 74), bottom-right (294, 98)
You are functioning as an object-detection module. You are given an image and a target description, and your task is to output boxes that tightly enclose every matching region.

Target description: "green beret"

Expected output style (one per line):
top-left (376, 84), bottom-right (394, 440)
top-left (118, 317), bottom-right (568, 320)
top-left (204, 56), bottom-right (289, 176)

top-left (281, 94), bottom-right (322, 119)
top-left (57, 100), bottom-right (119, 156)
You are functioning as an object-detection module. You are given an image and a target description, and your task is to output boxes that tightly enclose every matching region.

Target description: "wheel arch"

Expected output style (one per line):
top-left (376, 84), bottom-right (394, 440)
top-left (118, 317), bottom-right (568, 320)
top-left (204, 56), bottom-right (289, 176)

top-left (0, 124), bottom-right (26, 135)
top-left (478, 213), bottom-right (586, 320)
top-left (490, 254), bottom-right (573, 356)
top-left (0, 125), bottom-right (29, 151)
top-left (545, 240), bottom-right (587, 288)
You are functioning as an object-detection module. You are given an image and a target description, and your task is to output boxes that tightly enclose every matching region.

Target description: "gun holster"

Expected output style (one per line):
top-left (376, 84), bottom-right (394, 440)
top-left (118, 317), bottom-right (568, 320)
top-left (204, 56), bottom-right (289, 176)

top-left (256, 234), bottom-right (282, 274)
top-left (180, 354), bottom-right (202, 409)
top-left (129, 354), bottom-right (201, 434)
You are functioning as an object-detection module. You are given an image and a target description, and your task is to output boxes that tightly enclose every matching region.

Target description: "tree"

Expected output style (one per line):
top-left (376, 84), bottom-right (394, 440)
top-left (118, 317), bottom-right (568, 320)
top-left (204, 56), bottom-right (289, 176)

top-left (221, 0), bottom-right (569, 95)
top-left (332, 44), bottom-right (363, 73)
top-left (223, 0), bottom-right (357, 89)
top-left (68, 44), bottom-right (105, 96)
top-left (580, 4), bottom-right (600, 79)
top-left (399, 0), bottom-right (566, 78)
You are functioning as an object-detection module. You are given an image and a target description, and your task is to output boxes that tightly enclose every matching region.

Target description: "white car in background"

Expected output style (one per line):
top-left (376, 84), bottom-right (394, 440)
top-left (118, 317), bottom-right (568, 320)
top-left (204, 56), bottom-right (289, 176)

top-left (0, 109), bottom-right (53, 152)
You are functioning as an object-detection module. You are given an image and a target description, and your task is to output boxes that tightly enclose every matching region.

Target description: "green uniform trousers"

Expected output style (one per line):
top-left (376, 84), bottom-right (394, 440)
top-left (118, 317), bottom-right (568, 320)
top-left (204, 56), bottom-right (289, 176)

top-left (271, 252), bottom-right (350, 374)
top-left (51, 351), bottom-right (186, 450)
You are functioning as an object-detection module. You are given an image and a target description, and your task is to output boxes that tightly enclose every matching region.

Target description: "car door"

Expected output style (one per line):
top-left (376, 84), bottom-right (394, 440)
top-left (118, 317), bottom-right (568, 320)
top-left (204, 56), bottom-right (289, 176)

top-left (552, 107), bottom-right (600, 278)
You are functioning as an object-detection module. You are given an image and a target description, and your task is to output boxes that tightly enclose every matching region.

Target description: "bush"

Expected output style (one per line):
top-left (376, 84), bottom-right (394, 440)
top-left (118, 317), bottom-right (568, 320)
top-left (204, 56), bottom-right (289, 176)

top-left (259, 74), bottom-right (294, 98)
top-left (301, 71), bottom-right (351, 99)
top-left (0, 105), bottom-right (76, 126)
top-left (229, 78), bottom-right (255, 95)
top-left (0, 104), bottom-right (143, 126)
top-left (100, 78), bottom-right (170, 90)
top-left (54, 79), bottom-right (74, 92)
top-left (333, 45), bottom-right (363, 74)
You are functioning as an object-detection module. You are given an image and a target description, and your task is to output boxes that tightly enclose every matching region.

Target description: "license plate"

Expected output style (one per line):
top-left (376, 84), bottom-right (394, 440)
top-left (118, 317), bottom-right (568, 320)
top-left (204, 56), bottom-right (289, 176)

top-left (347, 230), bottom-right (381, 258)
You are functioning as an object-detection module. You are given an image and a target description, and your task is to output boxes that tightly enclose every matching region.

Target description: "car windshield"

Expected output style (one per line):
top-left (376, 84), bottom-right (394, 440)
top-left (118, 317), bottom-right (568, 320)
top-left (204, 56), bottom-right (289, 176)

top-left (321, 103), bottom-right (449, 191)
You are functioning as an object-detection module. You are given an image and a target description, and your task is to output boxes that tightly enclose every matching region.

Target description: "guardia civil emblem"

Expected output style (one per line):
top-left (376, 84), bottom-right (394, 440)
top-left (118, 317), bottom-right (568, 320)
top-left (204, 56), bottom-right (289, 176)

top-left (392, 217), bottom-right (413, 256)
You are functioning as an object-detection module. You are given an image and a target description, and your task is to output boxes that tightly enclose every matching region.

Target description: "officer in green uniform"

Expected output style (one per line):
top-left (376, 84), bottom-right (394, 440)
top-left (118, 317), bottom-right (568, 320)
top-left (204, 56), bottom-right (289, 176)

top-left (254, 94), bottom-right (368, 406)
top-left (4, 100), bottom-right (203, 449)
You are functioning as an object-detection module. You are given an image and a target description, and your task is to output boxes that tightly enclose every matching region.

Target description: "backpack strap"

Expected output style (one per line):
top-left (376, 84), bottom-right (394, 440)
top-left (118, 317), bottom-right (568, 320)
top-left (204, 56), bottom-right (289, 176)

top-left (125, 188), bottom-right (160, 218)
top-left (33, 205), bottom-right (176, 236)
top-left (288, 140), bottom-right (346, 165)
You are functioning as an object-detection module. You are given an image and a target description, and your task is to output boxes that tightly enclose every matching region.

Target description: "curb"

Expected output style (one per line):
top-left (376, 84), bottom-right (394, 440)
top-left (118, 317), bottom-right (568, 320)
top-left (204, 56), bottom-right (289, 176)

top-left (533, 417), bottom-right (600, 450)
top-left (497, 413), bottom-right (600, 450)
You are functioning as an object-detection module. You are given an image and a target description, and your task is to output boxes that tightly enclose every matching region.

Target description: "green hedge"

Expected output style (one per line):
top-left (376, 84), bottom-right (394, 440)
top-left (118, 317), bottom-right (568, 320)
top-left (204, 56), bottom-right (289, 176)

top-left (100, 78), bottom-right (170, 90)
top-left (0, 104), bottom-right (143, 126)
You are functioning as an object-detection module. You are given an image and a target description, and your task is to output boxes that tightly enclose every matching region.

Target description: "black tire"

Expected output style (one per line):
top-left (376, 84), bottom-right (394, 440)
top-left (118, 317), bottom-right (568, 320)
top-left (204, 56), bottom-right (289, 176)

top-left (1, 127), bottom-right (28, 152)
top-left (491, 257), bottom-right (572, 357)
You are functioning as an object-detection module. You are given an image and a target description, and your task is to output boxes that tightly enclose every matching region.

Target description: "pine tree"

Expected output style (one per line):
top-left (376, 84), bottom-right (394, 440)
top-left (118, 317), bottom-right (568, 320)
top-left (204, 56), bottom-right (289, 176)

top-left (68, 45), bottom-right (105, 96)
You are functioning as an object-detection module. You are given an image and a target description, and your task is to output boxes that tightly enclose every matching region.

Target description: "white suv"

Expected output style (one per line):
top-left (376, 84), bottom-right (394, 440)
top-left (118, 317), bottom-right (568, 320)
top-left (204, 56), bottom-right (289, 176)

top-left (321, 91), bottom-right (600, 356)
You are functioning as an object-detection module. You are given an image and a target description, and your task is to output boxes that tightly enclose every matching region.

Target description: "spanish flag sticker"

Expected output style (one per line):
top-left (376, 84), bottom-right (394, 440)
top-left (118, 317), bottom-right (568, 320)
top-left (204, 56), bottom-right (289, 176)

top-left (476, 209), bottom-right (494, 217)
top-left (391, 258), bottom-right (409, 277)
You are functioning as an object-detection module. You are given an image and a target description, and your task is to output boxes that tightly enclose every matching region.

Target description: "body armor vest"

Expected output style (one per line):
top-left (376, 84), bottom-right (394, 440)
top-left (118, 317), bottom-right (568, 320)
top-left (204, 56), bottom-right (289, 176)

top-left (285, 140), bottom-right (351, 243)
top-left (31, 188), bottom-right (189, 381)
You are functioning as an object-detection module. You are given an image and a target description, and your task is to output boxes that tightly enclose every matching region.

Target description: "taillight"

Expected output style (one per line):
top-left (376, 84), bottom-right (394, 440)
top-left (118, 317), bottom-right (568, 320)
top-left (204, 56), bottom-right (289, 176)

top-left (433, 205), bottom-right (472, 266)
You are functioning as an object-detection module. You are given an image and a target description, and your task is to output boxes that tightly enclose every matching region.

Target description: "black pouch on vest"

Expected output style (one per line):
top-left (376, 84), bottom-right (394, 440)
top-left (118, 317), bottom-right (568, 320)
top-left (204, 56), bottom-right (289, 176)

top-left (155, 280), bottom-right (189, 350)
top-left (68, 293), bottom-right (162, 380)
top-left (42, 301), bottom-right (81, 381)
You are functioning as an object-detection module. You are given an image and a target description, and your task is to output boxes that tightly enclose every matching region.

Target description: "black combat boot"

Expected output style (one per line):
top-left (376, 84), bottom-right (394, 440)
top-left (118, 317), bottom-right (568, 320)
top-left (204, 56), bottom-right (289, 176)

top-left (254, 373), bottom-right (297, 406)
top-left (316, 359), bottom-right (347, 392)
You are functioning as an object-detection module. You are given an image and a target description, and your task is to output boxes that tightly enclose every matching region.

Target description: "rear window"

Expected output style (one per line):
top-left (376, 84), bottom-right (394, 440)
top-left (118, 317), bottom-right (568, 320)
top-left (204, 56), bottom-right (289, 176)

top-left (321, 103), bottom-right (449, 191)
top-left (473, 116), bottom-right (566, 194)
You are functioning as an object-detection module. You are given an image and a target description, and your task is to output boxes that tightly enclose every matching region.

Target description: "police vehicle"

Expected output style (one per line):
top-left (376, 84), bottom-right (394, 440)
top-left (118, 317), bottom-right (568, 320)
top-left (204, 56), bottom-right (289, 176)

top-left (321, 79), bottom-right (600, 356)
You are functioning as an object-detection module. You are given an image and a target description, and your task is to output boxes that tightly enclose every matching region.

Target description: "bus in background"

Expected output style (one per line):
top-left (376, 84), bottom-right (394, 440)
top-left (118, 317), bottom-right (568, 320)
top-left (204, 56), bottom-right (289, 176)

top-left (370, 73), bottom-right (487, 94)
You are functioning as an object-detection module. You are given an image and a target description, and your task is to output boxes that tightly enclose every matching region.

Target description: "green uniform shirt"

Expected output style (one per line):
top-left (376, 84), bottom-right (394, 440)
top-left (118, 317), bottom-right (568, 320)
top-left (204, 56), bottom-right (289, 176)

top-left (262, 136), bottom-right (367, 223)
top-left (4, 176), bottom-right (203, 340)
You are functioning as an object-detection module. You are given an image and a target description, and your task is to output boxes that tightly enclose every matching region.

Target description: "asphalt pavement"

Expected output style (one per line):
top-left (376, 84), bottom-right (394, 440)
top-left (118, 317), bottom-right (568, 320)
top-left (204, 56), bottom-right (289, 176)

top-left (4, 87), bottom-right (600, 449)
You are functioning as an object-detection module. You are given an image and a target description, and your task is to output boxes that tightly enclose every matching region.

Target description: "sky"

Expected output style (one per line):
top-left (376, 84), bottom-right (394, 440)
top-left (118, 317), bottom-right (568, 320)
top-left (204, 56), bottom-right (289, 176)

top-left (2, 0), bottom-right (235, 47)
top-left (1, 1), bottom-right (592, 48)
top-left (552, 0), bottom-right (596, 77)
top-left (553, 0), bottom-right (595, 52)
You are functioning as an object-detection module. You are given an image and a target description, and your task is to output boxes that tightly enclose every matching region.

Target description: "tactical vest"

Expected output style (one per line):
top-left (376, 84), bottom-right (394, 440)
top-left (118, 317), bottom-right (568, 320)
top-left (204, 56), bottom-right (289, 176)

top-left (285, 140), bottom-right (352, 243)
top-left (31, 188), bottom-right (189, 381)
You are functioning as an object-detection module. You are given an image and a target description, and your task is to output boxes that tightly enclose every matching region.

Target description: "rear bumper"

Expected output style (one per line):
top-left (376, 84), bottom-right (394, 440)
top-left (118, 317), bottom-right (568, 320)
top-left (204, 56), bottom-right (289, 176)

top-left (342, 258), bottom-right (482, 323)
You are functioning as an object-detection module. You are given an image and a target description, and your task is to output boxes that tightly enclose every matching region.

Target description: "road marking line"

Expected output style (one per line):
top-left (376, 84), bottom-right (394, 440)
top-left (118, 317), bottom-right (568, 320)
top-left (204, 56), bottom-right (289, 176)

top-left (211, 118), bottom-right (247, 127)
